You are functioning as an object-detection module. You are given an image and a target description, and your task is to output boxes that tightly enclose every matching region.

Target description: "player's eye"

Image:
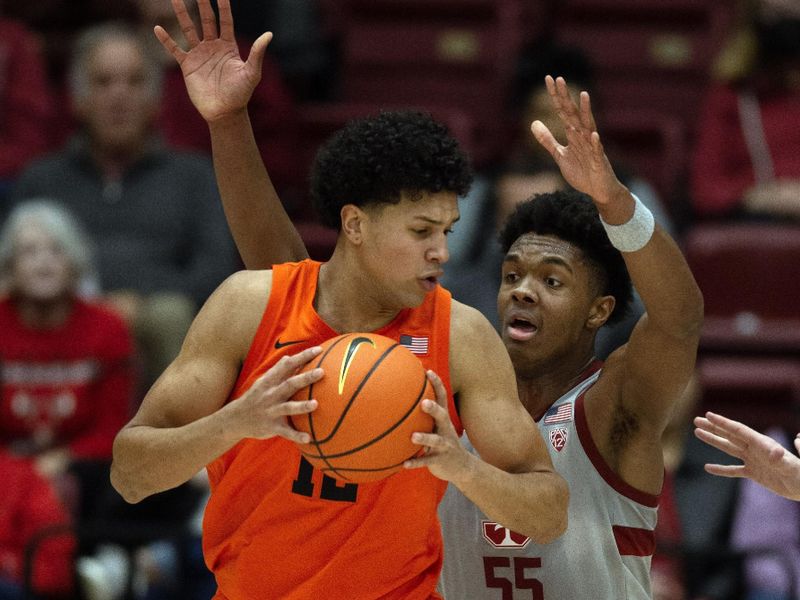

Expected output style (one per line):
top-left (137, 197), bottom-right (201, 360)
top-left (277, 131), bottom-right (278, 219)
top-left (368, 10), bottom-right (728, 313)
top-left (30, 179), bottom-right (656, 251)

top-left (546, 277), bottom-right (562, 287)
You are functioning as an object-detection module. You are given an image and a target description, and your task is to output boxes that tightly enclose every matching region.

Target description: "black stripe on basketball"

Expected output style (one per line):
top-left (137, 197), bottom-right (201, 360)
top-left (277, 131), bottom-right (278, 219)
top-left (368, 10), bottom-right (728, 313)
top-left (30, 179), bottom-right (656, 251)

top-left (300, 366), bottom-right (429, 460)
top-left (307, 341), bottom-right (401, 445)
top-left (317, 449), bottom-right (424, 481)
top-left (306, 341), bottom-right (404, 480)
top-left (296, 333), bottom-right (350, 404)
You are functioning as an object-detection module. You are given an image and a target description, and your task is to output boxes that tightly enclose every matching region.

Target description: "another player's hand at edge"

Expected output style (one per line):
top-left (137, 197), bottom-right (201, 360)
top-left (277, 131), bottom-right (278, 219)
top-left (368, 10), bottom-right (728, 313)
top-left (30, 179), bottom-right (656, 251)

top-left (225, 346), bottom-right (324, 445)
top-left (694, 411), bottom-right (800, 501)
top-left (404, 370), bottom-right (473, 482)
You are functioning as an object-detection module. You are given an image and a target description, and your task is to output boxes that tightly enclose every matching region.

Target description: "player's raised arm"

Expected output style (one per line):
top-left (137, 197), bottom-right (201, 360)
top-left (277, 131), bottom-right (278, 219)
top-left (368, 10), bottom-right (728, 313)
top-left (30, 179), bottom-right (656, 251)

top-left (155, 0), bottom-right (307, 267)
top-left (533, 75), bottom-right (703, 435)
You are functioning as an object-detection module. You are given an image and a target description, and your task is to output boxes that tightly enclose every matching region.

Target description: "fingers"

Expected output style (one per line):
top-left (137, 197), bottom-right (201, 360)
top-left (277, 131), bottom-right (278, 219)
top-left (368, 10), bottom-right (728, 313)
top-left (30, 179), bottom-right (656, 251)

top-left (426, 370), bottom-right (448, 409)
top-left (265, 346), bottom-right (323, 381)
top-left (274, 398), bottom-right (318, 415)
top-left (196, 0), bottom-right (218, 41)
top-left (794, 435), bottom-right (800, 456)
top-left (274, 417), bottom-right (315, 444)
top-left (170, 0), bottom-right (200, 47)
top-left (279, 367), bottom-right (325, 399)
top-left (217, 0), bottom-right (235, 41)
top-left (579, 90), bottom-right (597, 131)
top-left (704, 411), bottom-right (758, 444)
top-left (412, 431), bottom-right (443, 449)
top-left (246, 31), bottom-right (273, 74)
top-left (693, 419), bottom-right (744, 459)
top-left (153, 25), bottom-right (186, 62)
top-left (704, 463), bottom-right (746, 478)
top-left (249, 347), bottom-right (323, 402)
top-left (531, 120), bottom-right (560, 158)
top-left (421, 396), bottom-right (452, 433)
top-left (554, 76), bottom-right (581, 123)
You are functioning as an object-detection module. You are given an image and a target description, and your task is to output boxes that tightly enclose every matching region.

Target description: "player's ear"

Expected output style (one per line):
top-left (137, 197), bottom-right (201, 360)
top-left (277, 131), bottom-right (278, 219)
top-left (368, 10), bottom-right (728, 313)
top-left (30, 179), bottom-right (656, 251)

top-left (586, 295), bottom-right (615, 330)
top-left (341, 204), bottom-right (365, 244)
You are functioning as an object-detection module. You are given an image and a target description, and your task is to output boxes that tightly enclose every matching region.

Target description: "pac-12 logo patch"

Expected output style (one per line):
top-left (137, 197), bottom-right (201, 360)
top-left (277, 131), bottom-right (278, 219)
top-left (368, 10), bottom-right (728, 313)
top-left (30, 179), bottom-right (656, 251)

top-left (481, 521), bottom-right (530, 549)
top-left (549, 427), bottom-right (568, 452)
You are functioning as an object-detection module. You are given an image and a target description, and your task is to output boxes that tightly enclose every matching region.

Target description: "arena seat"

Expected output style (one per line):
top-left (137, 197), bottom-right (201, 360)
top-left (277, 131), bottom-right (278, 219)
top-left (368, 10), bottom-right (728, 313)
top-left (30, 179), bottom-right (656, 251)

top-left (336, 0), bottom-right (528, 167)
top-left (600, 110), bottom-right (687, 208)
top-left (554, 0), bottom-right (734, 134)
top-left (697, 356), bottom-right (800, 434)
top-left (685, 223), bottom-right (800, 354)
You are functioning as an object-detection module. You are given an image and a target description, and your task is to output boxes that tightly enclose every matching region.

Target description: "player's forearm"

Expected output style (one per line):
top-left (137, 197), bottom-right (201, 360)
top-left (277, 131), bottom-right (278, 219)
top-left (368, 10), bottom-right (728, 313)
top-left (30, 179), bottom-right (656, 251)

top-left (597, 188), bottom-right (703, 337)
top-left (111, 406), bottom-right (243, 503)
top-left (454, 455), bottom-right (569, 543)
top-left (624, 227), bottom-right (704, 337)
top-left (208, 110), bottom-right (307, 268)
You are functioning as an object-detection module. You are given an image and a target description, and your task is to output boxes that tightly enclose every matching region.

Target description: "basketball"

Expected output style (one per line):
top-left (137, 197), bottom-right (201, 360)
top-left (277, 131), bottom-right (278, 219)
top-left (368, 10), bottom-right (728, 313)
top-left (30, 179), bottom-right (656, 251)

top-left (290, 332), bottom-right (435, 483)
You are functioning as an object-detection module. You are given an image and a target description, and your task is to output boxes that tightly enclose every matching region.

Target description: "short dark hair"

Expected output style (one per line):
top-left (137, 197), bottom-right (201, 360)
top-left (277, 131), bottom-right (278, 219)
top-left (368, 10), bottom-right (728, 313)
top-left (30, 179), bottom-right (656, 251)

top-left (499, 189), bottom-right (633, 324)
top-left (310, 110), bottom-right (473, 228)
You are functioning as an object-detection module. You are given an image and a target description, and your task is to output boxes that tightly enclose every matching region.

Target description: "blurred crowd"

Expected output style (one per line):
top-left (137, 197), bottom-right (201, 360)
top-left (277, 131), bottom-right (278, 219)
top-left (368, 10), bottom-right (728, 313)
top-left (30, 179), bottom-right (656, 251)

top-left (1, 0), bottom-right (798, 599)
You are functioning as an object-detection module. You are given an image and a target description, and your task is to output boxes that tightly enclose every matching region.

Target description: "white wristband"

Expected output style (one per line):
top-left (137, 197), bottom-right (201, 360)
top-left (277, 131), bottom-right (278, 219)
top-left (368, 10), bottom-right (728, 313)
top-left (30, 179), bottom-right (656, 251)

top-left (600, 194), bottom-right (655, 253)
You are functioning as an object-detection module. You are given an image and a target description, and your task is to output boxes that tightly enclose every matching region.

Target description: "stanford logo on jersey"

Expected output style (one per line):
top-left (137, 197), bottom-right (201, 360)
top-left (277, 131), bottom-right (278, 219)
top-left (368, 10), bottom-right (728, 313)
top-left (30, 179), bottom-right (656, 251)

top-left (549, 427), bottom-right (568, 452)
top-left (481, 521), bottom-right (530, 548)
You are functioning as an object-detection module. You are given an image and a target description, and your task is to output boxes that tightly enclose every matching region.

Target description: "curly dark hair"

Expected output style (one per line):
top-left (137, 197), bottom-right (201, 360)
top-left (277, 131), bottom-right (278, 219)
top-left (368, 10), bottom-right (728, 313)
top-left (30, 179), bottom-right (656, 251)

top-left (310, 110), bottom-right (473, 228)
top-left (499, 189), bottom-right (633, 325)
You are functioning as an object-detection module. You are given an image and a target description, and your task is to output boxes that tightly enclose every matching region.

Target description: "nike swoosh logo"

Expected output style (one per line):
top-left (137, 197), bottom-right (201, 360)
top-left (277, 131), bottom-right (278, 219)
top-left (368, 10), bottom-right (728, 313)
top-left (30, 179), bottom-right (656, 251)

top-left (274, 338), bottom-right (309, 349)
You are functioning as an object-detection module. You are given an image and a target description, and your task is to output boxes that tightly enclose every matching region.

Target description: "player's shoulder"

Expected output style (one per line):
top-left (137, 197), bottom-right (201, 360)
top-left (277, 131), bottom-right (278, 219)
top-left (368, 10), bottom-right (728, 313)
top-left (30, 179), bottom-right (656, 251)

top-left (449, 299), bottom-right (499, 345)
top-left (197, 270), bottom-right (274, 341)
top-left (448, 298), bottom-right (512, 378)
top-left (214, 269), bottom-right (273, 303)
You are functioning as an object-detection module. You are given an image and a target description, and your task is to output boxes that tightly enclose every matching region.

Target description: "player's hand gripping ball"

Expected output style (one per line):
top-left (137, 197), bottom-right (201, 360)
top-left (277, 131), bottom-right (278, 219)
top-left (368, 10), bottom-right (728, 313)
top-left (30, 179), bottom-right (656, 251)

top-left (290, 333), bottom-right (435, 483)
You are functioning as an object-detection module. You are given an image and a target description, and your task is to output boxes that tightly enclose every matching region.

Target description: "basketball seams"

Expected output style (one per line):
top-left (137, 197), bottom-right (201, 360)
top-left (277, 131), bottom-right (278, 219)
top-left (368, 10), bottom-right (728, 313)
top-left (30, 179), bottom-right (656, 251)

top-left (291, 332), bottom-right (435, 483)
top-left (300, 368), bottom-right (430, 460)
top-left (309, 341), bottom-right (401, 480)
top-left (302, 333), bottom-right (351, 436)
top-left (309, 341), bottom-right (400, 445)
top-left (316, 448), bottom-right (423, 477)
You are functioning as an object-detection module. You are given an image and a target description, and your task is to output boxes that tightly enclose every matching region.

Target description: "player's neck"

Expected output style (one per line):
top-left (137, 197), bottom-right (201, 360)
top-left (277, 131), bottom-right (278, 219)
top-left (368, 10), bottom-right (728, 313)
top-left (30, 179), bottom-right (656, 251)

top-left (516, 352), bottom-right (598, 419)
top-left (315, 258), bottom-right (403, 333)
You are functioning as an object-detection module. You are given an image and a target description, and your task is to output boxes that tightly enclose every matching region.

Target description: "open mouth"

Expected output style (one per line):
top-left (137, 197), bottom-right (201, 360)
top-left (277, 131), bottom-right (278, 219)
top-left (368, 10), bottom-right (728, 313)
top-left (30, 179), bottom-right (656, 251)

top-left (419, 273), bottom-right (441, 292)
top-left (506, 317), bottom-right (538, 341)
top-left (419, 276), bottom-right (437, 291)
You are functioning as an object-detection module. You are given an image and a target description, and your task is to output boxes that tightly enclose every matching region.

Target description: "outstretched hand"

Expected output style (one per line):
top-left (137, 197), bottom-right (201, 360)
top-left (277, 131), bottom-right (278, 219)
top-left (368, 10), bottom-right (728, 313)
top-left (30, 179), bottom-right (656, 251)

top-left (530, 75), bottom-right (624, 205)
top-left (694, 411), bottom-right (800, 501)
top-left (154, 0), bottom-right (271, 122)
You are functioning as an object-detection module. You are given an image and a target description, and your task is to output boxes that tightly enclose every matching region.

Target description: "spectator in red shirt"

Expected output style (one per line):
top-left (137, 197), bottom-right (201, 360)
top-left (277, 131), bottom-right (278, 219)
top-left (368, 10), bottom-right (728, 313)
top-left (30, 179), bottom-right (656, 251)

top-left (0, 449), bottom-right (75, 599)
top-left (690, 0), bottom-right (800, 221)
top-left (0, 199), bottom-right (135, 522)
top-left (0, 14), bottom-right (55, 196)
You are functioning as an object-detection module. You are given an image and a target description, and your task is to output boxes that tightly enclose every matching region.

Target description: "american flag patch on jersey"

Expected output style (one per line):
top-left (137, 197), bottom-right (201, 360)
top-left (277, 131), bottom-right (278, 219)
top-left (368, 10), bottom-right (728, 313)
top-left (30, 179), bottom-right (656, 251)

top-left (543, 403), bottom-right (573, 425)
top-left (400, 334), bottom-right (429, 355)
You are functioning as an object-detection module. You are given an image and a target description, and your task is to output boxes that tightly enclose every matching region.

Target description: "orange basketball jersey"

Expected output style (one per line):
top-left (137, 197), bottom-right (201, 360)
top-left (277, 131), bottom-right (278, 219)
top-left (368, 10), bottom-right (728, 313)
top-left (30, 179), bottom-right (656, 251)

top-left (203, 260), bottom-right (460, 600)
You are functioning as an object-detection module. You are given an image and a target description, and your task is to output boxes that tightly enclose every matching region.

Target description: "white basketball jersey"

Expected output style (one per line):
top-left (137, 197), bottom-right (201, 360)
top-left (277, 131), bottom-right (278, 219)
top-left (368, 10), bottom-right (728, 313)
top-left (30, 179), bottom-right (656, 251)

top-left (438, 364), bottom-right (659, 599)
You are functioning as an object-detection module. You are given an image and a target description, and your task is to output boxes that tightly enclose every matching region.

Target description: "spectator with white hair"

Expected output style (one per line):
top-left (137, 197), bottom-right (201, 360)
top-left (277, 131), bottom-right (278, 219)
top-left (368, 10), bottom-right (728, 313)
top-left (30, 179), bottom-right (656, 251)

top-left (9, 22), bottom-right (237, 393)
top-left (0, 199), bottom-right (134, 523)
